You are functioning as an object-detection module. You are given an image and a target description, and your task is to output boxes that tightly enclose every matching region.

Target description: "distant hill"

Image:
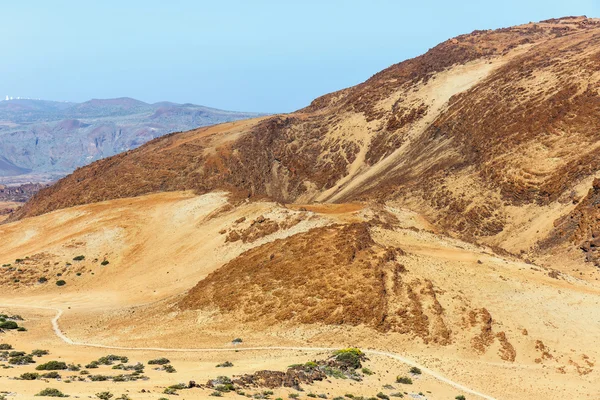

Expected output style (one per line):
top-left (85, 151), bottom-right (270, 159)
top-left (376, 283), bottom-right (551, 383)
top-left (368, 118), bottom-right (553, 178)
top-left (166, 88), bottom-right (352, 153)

top-left (0, 97), bottom-right (264, 184)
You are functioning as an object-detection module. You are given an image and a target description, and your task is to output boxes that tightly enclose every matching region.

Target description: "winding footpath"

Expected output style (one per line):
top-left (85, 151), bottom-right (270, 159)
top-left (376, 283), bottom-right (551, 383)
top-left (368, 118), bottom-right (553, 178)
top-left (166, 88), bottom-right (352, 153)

top-left (2, 304), bottom-right (497, 400)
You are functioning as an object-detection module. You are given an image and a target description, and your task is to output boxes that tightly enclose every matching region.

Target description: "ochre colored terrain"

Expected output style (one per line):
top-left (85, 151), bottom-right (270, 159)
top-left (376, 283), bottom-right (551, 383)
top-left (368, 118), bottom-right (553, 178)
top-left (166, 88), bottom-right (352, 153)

top-left (4, 16), bottom-right (600, 400)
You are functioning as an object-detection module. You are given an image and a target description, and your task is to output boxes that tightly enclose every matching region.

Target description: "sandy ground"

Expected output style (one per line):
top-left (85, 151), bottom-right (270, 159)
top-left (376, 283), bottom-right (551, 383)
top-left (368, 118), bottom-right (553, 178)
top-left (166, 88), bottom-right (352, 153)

top-left (0, 307), bottom-right (473, 400)
top-left (1, 191), bottom-right (600, 399)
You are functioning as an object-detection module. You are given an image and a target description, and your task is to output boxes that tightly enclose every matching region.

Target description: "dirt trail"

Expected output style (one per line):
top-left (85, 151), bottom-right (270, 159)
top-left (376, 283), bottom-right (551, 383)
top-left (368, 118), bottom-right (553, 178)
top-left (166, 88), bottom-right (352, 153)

top-left (0, 303), bottom-right (497, 400)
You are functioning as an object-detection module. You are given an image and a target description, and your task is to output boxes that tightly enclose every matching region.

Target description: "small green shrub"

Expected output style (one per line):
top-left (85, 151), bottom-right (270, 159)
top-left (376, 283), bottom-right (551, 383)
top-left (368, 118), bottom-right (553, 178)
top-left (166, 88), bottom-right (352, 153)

top-left (209, 392), bottom-right (223, 397)
top-left (73, 256), bottom-right (85, 261)
top-left (98, 355), bottom-right (128, 365)
top-left (148, 357), bottom-right (170, 365)
top-left (36, 361), bottom-right (68, 370)
top-left (289, 394), bottom-right (300, 399)
top-left (215, 383), bottom-right (234, 392)
top-left (333, 348), bottom-right (364, 370)
top-left (0, 321), bottom-right (18, 329)
top-left (362, 367), bottom-right (373, 375)
top-left (20, 372), bottom-right (40, 380)
top-left (85, 361), bottom-right (100, 368)
top-left (232, 338), bottom-right (243, 344)
top-left (101, 260), bottom-right (110, 266)
top-left (376, 393), bottom-right (389, 400)
top-left (31, 349), bottom-right (50, 357)
top-left (95, 392), bottom-right (113, 400)
top-left (455, 396), bottom-right (466, 400)
top-left (322, 366), bottom-right (346, 379)
top-left (56, 280), bottom-right (66, 286)
top-left (389, 394), bottom-right (404, 398)
top-left (395, 376), bottom-right (412, 385)
top-left (216, 361), bottom-right (233, 367)
top-left (164, 364), bottom-right (176, 373)
top-left (89, 375), bottom-right (109, 381)
top-left (409, 367), bottom-right (421, 375)
top-left (67, 363), bottom-right (80, 371)
top-left (163, 388), bottom-right (177, 395)
top-left (9, 354), bottom-right (34, 365)
top-left (42, 371), bottom-right (61, 379)
top-left (0, 343), bottom-right (12, 350)
top-left (17, 326), bottom-right (27, 331)
top-left (35, 388), bottom-right (68, 397)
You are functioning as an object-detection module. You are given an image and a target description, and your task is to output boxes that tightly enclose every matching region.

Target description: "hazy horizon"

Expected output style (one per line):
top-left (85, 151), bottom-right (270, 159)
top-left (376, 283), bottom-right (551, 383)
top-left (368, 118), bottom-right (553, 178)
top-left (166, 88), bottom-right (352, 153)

top-left (2, 0), bottom-right (599, 113)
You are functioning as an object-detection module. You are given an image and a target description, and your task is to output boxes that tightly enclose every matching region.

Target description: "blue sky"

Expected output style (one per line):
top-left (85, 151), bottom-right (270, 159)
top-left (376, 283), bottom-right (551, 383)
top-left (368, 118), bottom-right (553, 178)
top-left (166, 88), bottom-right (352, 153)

top-left (1, 0), bottom-right (599, 113)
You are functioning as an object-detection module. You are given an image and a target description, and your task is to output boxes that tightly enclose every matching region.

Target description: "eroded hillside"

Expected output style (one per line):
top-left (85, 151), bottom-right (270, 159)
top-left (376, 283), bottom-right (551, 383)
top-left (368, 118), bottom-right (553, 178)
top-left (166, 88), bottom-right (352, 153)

top-left (11, 17), bottom-right (600, 274)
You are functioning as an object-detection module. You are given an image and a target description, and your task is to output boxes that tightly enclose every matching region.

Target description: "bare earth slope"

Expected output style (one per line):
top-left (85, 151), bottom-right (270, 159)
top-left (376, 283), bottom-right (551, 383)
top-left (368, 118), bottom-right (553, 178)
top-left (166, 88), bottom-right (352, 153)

top-left (2, 193), bottom-right (600, 399)
top-left (13, 17), bottom-right (600, 269)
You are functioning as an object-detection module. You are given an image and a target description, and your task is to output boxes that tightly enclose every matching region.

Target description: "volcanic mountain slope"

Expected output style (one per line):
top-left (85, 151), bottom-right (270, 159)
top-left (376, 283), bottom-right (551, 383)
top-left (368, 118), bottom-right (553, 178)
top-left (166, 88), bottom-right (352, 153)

top-left (12, 17), bottom-right (600, 270)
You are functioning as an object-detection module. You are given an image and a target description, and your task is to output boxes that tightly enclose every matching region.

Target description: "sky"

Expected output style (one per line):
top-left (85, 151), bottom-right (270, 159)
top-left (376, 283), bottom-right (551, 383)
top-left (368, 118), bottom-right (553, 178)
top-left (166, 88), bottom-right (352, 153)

top-left (1, 0), bottom-right (599, 113)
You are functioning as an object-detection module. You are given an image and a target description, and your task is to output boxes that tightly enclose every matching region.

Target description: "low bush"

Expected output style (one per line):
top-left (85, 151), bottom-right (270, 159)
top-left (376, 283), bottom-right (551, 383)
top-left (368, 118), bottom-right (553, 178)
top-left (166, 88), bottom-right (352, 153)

top-left (376, 393), bottom-right (389, 400)
top-left (42, 371), bottom-right (61, 379)
top-left (0, 343), bottom-right (12, 350)
top-left (38, 277), bottom-right (48, 284)
top-left (455, 396), bottom-right (466, 400)
top-left (95, 392), bottom-right (113, 400)
top-left (35, 388), bottom-right (68, 397)
top-left (148, 357), bottom-right (170, 365)
top-left (101, 260), bottom-right (110, 266)
top-left (9, 354), bottom-right (34, 365)
top-left (409, 367), bottom-right (421, 375)
top-left (20, 372), bottom-right (40, 380)
top-left (56, 280), bottom-right (66, 287)
top-left (98, 355), bottom-right (128, 365)
top-left (164, 364), bottom-right (176, 373)
top-left (395, 376), bottom-right (412, 385)
top-left (215, 384), bottom-right (234, 392)
top-left (216, 361), bottom-right (233, 368)
top-left (36, 361), bottom-right (68, 371)
top-left (73, 256), bottom-right (85, 261)
top-left (333, 348), bottom-right (364, 370)
top-left (0, 321), bottom-right (18, 329)
top-left (168, 383), bottom-right (187, 390)
top-left (362, 367), bottom-right (373, 375)
top-left (89, 375), bottom-right (110, 381)
top-left (31, 349), bottom-right (50, 357)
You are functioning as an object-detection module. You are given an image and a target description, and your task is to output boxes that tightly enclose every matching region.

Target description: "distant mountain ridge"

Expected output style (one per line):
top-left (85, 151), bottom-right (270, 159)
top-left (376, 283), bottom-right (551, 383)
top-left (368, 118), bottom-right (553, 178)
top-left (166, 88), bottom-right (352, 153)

top-left (0, 97), bottom-right (264, 184)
